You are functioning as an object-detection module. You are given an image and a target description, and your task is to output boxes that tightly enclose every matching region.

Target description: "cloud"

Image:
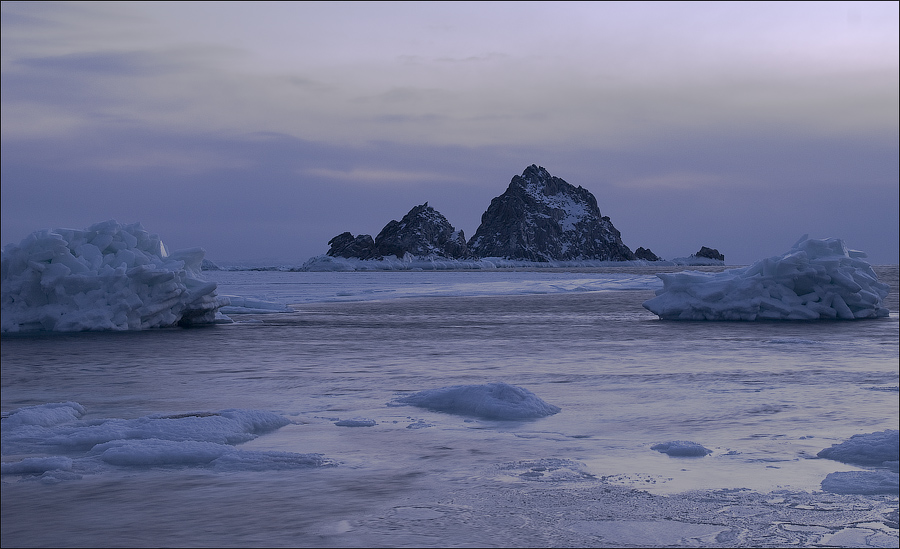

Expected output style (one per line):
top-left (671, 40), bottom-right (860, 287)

top-left (304, 167), bottom-right (467, 186)
top-left (2, 2), bottom-right (897, 264)
top-left (3, 2), bottom-right (896, 148)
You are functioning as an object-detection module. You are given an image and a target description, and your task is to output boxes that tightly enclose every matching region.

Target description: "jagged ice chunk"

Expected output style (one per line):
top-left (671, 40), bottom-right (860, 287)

top-left (1, 220), bottom-right (230, 332)
top-left (643, 235), bottom-right (890, 321)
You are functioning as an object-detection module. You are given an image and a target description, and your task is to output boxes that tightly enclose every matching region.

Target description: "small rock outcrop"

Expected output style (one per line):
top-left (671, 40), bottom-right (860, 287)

top-left (693, 246), bottom-right (724, 261)
top-left (634, 247), bottom-right (661, 261)
top-left (327, 232), bottom-right (377, 260)
top-left (467, 165), bottom-right (635, 262)
top-left (200, 258), bottom-right (221, 271)
top-left (327, 203), bottom-right (467, 260)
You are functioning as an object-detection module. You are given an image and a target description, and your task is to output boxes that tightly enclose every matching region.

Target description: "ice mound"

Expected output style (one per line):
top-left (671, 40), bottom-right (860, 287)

top-left (392, 382), bottom-right (561, 420)
top-left (1, 220), bottom-right (231, 332)
top-left (1, 402), bottom-right (292, 453)
top-left (651, 441), bottom-right (712, 457)
top-left (334, 419), bottom-right (377, 427)
top-left (816, 430), bottom-right (899, 467)
top-left (1, 402), bottom-right (331, 478)
top-left (499, 458), bottom-right (597, 482)
top-left (643, 236), bottom-right (890, 321)
top-left (821, 470), bottom-right (899, 495)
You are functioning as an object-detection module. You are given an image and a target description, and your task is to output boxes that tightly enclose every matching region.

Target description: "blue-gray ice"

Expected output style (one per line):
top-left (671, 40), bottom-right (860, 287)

top-left (393, 382), bottom-right (561, 420)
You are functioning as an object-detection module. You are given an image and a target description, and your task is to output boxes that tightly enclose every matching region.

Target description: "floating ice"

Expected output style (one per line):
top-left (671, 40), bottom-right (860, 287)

top-left (0, 457), bottom-right (74, 475)
top-left (816, 430), bottom-right (899, 467)
top-left (2, 402), bottom-right (291, 453)
top-left (301, 254), bottom-right (700, 272)
top-left (0, 402), bottom-right (330, 478)
top-left (821, 470), bottom-right (900, 495)
top-left (1, 220), bottom-right (231, 332)
top-left (218, 295), bottom-right (293, 314)
top-left (499, 458), bottom-right (597, 482)
top-left (650, 441), bottom-right (713, 457)
top-left (393, 382), bottom-right (561, 420)
top-left (643, 236), bottom-right (891, 321)
top-left (334, 419), bottom-right (377, 427)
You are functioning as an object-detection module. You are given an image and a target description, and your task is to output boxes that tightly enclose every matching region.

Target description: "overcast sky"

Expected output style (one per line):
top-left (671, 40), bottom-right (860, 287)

top-left (2, 1), bottom-right (898, 265)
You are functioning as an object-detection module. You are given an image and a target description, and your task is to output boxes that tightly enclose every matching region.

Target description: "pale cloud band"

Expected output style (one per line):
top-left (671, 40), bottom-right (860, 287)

top-left (2, 2), bottom-right (897, 264)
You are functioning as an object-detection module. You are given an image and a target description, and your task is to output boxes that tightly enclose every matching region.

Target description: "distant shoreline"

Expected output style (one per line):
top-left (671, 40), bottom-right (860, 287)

top-left (205, 255), bottom-right (732, 273)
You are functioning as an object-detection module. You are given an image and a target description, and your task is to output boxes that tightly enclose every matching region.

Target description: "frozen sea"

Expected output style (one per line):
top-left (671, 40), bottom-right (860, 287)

top-left (2, 265), bottom-right (898, 548)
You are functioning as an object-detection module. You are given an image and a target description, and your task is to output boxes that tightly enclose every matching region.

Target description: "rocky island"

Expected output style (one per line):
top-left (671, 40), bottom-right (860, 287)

top-left (318, 165), bottom-right (723, 267)
top-left (327, 203), bottom-right (468, 260)
top-left (467, 165), bottom-right (635, 262)
top-left (327, 165), bottom-right (649, 262)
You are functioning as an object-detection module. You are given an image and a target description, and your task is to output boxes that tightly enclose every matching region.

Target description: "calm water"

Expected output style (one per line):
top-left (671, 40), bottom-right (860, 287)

top-left (2, 266), bottom-right (898, 547)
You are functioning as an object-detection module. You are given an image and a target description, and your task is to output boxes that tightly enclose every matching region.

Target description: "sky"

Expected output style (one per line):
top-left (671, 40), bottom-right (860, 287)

top-left (2, 1), bottom-right (898, 265)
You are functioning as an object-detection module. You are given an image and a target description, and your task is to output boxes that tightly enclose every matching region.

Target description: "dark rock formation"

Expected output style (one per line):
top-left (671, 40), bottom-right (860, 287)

top-left (467, 165), bottom-right (635, 262)
top-left (693, 246), bottom-right (724, 261)
top-left (327, 232), bottom-right (377, 259)
top-left (327, 203), bottom-right (467, 260)
top-left (373, 203), bottom-right (467, 259)
top-left (634, 247), bottom-right (660, 261)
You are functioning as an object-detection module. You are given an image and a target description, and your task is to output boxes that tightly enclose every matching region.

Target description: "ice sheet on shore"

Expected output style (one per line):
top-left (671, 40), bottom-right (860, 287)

top-left (392, 382), bottom-right (561, 420)
top-left (1, 402), bottom-right (331, 480)
top-left (300, 254), bottom-right (711, 272)
top-left (1, 221), bottom-right (231, 332)
top-left (643, 236), bottom-right (890, 321)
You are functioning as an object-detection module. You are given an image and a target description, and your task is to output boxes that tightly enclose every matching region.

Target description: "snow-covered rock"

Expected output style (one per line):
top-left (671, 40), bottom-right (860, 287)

top-left (327, 203), bottom-right (467, 260)
top-left (643, 235), bottom-right (890, 321)
top-left (1, 220), bottom-right (230, 332)
top-left (468, 165), bottom-right (635, 261)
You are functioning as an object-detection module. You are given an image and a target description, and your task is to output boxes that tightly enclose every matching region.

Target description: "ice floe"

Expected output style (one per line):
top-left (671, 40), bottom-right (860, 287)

top-left (817, 430), bottom-right (899, 467)
top-left (643, 235), bottom-right (891, 320)
top-left (1, 402), bottom-right (331, 480)
top-left (816, 430), bottom-right (899, 495)
top-left (1, 221), bottom-right (231, 332)
top-left (392, 382), bottom-right (561, 420)
top-left (821, 470), bottom-right (899, 495)
top-left (334, 419), bottom-right (377, 427)
top-left (651, 440), bottom-right (713, 457)
top-left (217, 295), bottom-right (294, 314)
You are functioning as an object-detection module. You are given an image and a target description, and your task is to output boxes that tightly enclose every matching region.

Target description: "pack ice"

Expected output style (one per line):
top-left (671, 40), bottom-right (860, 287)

top-left (393, 382), bottom-right (561, 420)
top-left (1, 220), bottom-right (229, 332)
top-left (642, 236), bottom-right (890, 321)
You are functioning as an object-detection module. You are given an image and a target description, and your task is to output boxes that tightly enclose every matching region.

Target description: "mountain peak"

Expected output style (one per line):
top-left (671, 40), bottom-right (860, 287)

top-left (467, 166), bottom-right (634, 262)
top-left (328, 203), bottom-right (467, 260)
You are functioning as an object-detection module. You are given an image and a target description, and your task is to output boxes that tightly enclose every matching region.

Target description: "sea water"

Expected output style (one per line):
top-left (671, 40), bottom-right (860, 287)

top-left (2, 266), bottom-right (898, 547)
